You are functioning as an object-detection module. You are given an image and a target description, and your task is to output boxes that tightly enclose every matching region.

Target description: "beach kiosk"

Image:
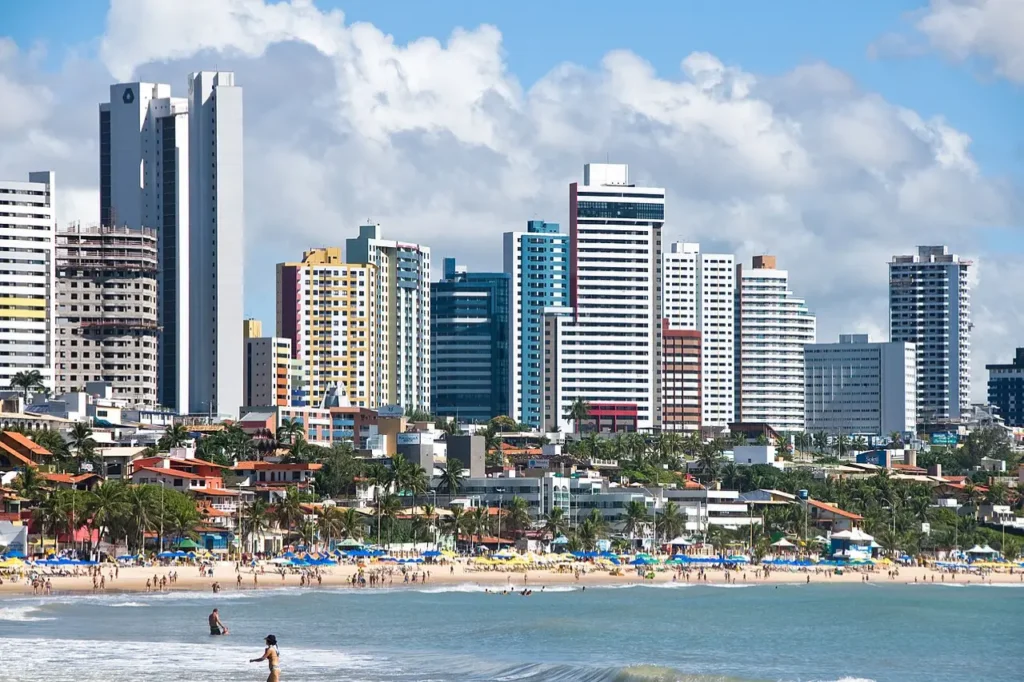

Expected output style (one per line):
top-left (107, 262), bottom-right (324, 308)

top-left (829, 528), bottom-right (874, 560)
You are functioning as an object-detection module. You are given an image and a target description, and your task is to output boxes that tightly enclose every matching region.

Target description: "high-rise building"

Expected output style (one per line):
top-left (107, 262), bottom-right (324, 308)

top-left (0, 172), bottom-right (56, 393)
top-left (242, 318), bottom-right (262, 340)
top-left (431, 258), bottom-right (510, 422)
top-left (986, 348), bottom-right (1024, 427)
top-left (661, 320), bottom-right (701, 432)
top-left (100, 82), bottom-right (189, 412)
top-left (276, 247), bottom-right (377, 409)
top-left (503, 220), bottom-right (569, 427)
top-left (735, 255), bottom-right (815, 431)
top-left (346, 225), bottom-right (431, 412)
top-left (55, 224), bottom-right (159, 405)
top-left (889, 246), bottom-right (971, 423)
top-left (804, 334), bottom-right (917, 436)
top-left (662, 242), bottom-right (735, 426)
top-left (188, 71), bottom-right (244, 418)
top-left (243, 334), bottom-right (302, 408)
top-left (543, 163), bottom-right (664, 432)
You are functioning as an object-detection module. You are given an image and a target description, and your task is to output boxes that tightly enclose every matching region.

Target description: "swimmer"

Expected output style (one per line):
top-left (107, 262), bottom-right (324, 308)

top-left (250, 634), bottom-right (280, 682)
top-left (209, 608), bottom-right (229, 635)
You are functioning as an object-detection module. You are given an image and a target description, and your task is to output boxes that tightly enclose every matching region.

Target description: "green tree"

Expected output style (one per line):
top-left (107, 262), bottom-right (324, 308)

top-left (241, 498), bottom-right (271, 554)
top-left (437, 459), bottom-right (466, 496)
top-left (9, 369), bottom-right (45, 400)
top-left (565, 397), bottom-right (591, 434)
top-left (274, 487), bottom-right (306, 542)
top-left (622, 500), bottom-right (650, 542)
top-left (339, 507), bottom-right (365, 540)
top-left (543, 506), bottom-right (567, 540)
top-left (697, 442), bottom-right (724, 484)
top-left (84, 481), bottom-right (128, 549)
top-left (655, 500), bottom-right (685, 540)
top-left (32, 490), bottom-right (74, 552)
top-left (13, 466), bottom-right (45, 503)
top-left (161, 424), bottom-right (190, 451)
top-left (504, 496), bottom-right (531, 538)
top-left (277, 418), bottom-right (304, 446)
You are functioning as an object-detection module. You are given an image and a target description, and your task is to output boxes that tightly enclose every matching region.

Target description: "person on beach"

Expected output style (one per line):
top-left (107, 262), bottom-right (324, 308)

top-left (250, 634), bottom-right (281, 682)
top-left (209, 608), bottom-right (229, 635)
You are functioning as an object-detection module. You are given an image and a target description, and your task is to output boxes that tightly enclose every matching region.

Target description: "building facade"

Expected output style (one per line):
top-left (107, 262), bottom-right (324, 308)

top-left (804, 334), bottom-right (917, 436)
top-left (889, 246), bottom-right (971, 423)
top-left (430, 258), bottom-right (510, 423)
top-left (346, 225), bottom-right (431, 412)
top-left (503, 220), bottom-right (569, 427)
top-left (276, 247), bottom-right (377, 409)
top-left (100, 82), bottom-right (190, 412)
top-left (543, 163), bottom-right (663, 432)
top-left (735, 255), bottom-right (815, 431)
top-left (986, 348), bottom-right (1024, 427)
top-left (661, 320), bottom-right (701, 432)
top-left (55, 224), bottom-right (159, 406)
top-left (0, 172), bottom-right (57, 393)
top-left (663, 242), bottom-right (735, 426)
top-left (188, 71), bottom-right (244, 418)
top-left (243, 335), bottom-right (302, 408)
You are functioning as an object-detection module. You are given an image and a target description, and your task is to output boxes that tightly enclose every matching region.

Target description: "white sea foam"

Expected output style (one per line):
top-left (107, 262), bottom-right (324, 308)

top-left (0, 605), bottom-right (55, 622)
top-left (109, 601), bottom-right (149, 607)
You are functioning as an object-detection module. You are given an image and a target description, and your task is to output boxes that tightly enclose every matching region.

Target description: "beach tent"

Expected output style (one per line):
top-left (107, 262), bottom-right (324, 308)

top-left (176, 539), bottom-right (200, 550)
top-left (337, 538), bottom-right (363, 549)
top-left (668, 536), bottom-right (692, 546)
top-left (551, 535), bottom-right (569, 545)
top-left (771, 538), bottom-right (796, 548)
top-left (966, 544), bottom-right (996, 554)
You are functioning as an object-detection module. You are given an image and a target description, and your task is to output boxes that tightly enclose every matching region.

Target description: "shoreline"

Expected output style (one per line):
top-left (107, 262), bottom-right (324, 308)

top-left (2, 562), bottom-right (1022, 597)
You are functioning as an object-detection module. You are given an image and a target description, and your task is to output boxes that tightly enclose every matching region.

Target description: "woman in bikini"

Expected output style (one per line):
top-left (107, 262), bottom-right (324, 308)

top-left (250, 634), bottom-right (280, 681)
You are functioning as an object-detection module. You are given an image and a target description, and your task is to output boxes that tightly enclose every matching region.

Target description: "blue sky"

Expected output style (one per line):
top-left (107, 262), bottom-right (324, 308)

top-left (6, 0), bottom-right (1021, 179)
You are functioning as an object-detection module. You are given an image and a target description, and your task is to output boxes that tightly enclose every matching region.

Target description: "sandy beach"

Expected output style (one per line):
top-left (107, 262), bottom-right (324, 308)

top-left (2, 560), bottom-right (1022, 596)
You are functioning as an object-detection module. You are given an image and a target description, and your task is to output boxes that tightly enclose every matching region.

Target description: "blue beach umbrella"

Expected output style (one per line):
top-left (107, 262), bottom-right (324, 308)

top-left (422, 550), bottom-right (442, 557)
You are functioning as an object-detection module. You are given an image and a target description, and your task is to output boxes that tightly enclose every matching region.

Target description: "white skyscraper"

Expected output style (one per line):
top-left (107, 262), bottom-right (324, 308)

top-left (543, 163), bottom-right (663, 432)
top-left (100, 82), bottom-right (189, 412)
top-left (0, 172), bottom-right (56, 392)
top-left (663, 242), bottom-right (735, 427)
top-left (188, 71), bottom-right (244, 418)
top-left (805, 334), bottom-right (917, 436)
top-left (346, 225), bottom-right (431, 412)
top-left (735, 255), bottom-right (815, 431)
top-left (889, 245), bottom-right (971, 422)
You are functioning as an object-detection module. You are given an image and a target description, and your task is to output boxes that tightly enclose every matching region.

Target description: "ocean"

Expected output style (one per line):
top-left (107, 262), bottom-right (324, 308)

top-left (0, 582), bottom-right (1019, 681)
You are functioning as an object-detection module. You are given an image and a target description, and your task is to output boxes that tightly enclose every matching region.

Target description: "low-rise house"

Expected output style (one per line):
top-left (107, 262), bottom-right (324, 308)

top-left (233, 461), bottom-right (322, 492)
top-left (0, 431), bottom-right (54, 470)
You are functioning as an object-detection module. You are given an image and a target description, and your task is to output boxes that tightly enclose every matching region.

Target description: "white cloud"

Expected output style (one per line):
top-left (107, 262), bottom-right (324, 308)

top-left (915, 0), bottom-right (1024, 83)
top-left (1, 0), bottom-right (1021, 402)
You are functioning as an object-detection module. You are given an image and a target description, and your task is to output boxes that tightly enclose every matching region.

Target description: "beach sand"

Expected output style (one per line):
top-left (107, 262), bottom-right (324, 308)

top-left (2, 561), bottom-right (1021, 596)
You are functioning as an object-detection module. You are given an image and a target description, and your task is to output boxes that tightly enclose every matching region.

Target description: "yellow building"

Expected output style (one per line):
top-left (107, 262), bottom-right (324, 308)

top-left (276, 248), bottom-right (378, 408)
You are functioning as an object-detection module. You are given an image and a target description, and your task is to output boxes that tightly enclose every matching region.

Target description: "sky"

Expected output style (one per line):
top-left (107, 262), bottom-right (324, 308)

top-left (1, 0), bottom-right (1022, 400)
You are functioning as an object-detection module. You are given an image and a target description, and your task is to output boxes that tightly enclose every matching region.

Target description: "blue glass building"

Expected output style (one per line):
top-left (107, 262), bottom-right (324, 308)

top-left (430, 259), bottom-right (510, 422)
top-left (503, 220), bottom-right (570, 427)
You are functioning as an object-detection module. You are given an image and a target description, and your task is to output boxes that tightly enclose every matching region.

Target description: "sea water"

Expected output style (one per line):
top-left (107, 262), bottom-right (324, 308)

top-left (0, 582), bottom-right (1019, 681)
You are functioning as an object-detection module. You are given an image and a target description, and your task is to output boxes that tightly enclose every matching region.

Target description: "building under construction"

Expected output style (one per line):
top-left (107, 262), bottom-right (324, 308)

top-left (55, 224), bottom-right (159, 406)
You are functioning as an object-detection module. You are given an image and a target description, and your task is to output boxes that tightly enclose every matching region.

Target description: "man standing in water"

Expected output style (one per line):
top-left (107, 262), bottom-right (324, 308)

top-left (209, 608), bottom-right (229, 635)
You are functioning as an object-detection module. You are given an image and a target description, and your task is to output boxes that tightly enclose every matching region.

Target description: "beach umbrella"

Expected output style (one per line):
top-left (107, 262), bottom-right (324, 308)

top-left (771, 538), bottom-right (796, 548)
top-left (3, 550), bottom-right (25, 559)
top-left (347, 549), bottom-right (371, 557)
top-left (422, 550), bottom-right (442, 557)
top-left (176, 538), bottom-right (200, 550)
top-left (157, 551), bottom-right (174, 559)
top-left (173, 550), bottom-right (187, 557)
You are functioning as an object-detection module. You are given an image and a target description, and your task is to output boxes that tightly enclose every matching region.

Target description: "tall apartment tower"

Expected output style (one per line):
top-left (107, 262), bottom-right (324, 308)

top-left (543, 163), bottom-right (664, 432)
top-left (100, 82), bottom-right (189, 412)
top-left (277, 247), bottom-right (378, 409)
top-left (0, 172), bottom-right (56, 392)
top-left (346, 225), bottom-right (431, 412)
top-left (431, 258), bottom-right (510, 422)
top-left (735, 255), bottom-right (816, 431)
top-left (503, 220), bottom-right (569, 427)
top-left (662, 242), bottom-right (735, 427)
top-left (55, 224), bottom-right (159, 405)
top-left (187, 71), bottom-right (244, 418)
top-left (889, 245), bottom-right (971, 422)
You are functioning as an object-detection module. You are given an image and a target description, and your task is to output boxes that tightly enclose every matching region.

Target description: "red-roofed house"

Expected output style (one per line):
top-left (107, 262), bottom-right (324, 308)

top-left (805, 498), bottom-right (863, 532)
top-left (0, 431), bottom-right (54, 470)
top-left (233, 461), bottom-right (322, 491)
top-left (40, 472), bottom-right (102, 490)
top-left (130, 448), bottom-right (228, 492)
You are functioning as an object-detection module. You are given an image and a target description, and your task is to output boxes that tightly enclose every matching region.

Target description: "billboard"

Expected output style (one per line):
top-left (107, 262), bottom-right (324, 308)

top-left (930, 432), bottom-right (958, 446)
top-left (377, 404), bottom-right (404, 418)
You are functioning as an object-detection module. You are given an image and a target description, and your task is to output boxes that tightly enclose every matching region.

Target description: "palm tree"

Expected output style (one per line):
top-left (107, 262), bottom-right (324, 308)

top-left (565, 397), bottom-right (591, 434)
top-left (445, 506), bottom-right (469, 549)
top-left (286, 436), bottom-right (309, 464)
top-left (470, 505), bottom-right (490, 549)
top-left (339, 507), bottom-right (365, 540)
top-left (84, 481), bottom-right (128, 550)
top-left (888, 431), bottom-right (903, 449)
top-left (376, 493), bottom-right (403, 547)
top-left (316, 506), bottom-right (343, 551)
top-left (504, 496), bottom-right (531, 538)
top-left (850, 435), bottom-right (868, 452)
top-left (162, 423), bottom-right (190, 450)
top-left (697, 442), bottom-right (724, 484)
top-left (33, 490), bottom-right (73, 553)
top-left (277, 418), bottom-right (304, 447)
top-left (622, 500), bottom-right (650, 544)
top-left (655, 500), bottom-right (685, 541)
top-left (812, 431), bottom-right (830, 454)
top-left (122, 484), bottom-right (159, 551)
top-left (438, 459), bottom-right (465, 497)
top-left (543, 506), bottom-right (568, 541)
top-left (274, 487), bottom-right (306, 543)
top-left (985, 481), bottom-right (1009, 505)
top-left (241, 498), bottom-right (271, 554)
top-left (9, 369), bottom-right (45, 400)
top-left (13, 466), bottom-right (45, 503)
top-left (68, 422), bottom-right (99, 473)
top-left (962, 481), bottom-right (983, 518)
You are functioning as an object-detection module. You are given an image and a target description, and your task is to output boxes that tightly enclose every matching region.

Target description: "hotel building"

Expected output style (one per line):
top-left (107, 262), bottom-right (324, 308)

top-left (543, 163), bottom-right (663, 432)
top-left (503, 220), bottom-right (569, 427)
top-left (889, 246), bottom-right (971, 422)
top-left (662, 242), bottom-right (735, 426)
top-left (0, 172), bottom-right (57, 393)
top-left (431, 258), bottom-right (510, 422)
top-left (735, 255), bottom-right (815, 431)
top-left (276, 247), bottom-right (377, 409)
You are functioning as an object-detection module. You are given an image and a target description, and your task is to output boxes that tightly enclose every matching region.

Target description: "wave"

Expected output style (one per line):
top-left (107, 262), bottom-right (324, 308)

top-left (109, 601), bottom-right (148, 607)
top-left (0, 606), bottom-right (55, 622)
